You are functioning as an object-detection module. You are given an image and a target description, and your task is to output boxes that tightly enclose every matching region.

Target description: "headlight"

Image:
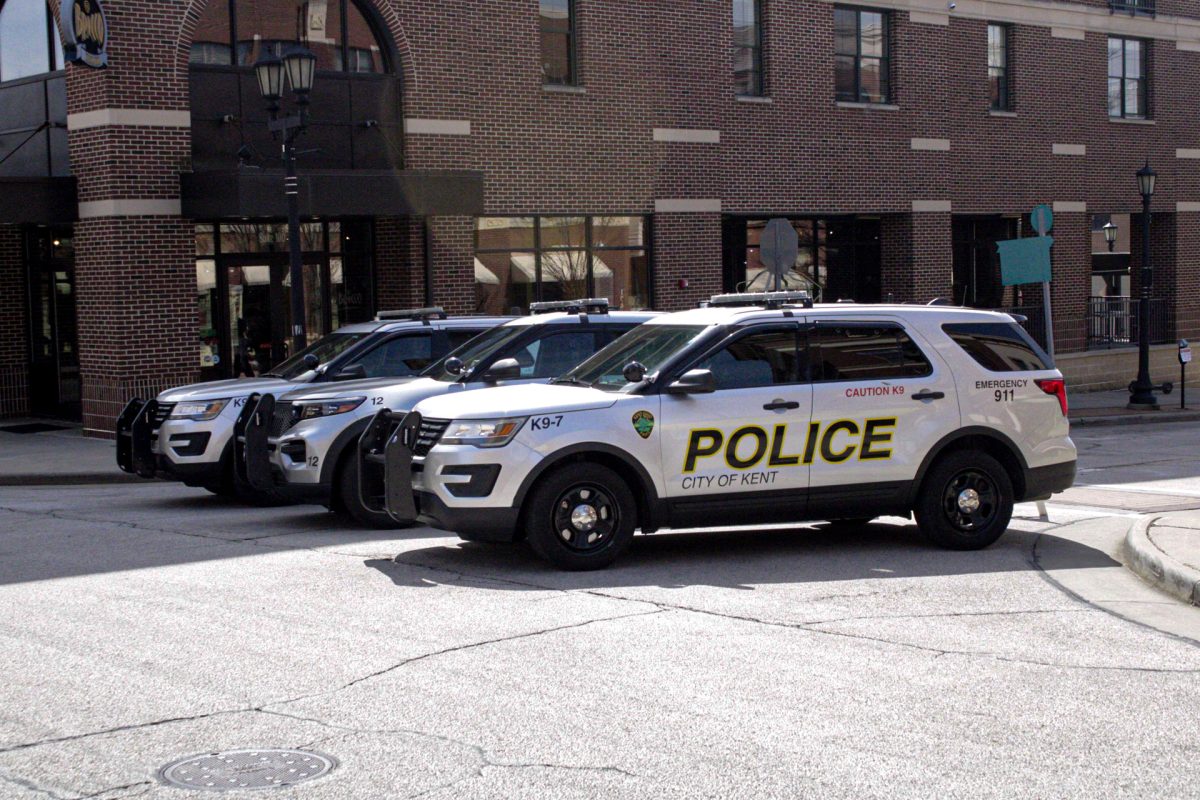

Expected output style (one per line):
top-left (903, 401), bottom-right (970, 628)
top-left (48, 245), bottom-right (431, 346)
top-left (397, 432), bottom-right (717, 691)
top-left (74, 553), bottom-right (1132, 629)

top-left (169, 399), bottom-right (230, 421)
top-left (440, 417), bottom-right (527, 448)
top-left (298, 397), bottom-right (366, 420)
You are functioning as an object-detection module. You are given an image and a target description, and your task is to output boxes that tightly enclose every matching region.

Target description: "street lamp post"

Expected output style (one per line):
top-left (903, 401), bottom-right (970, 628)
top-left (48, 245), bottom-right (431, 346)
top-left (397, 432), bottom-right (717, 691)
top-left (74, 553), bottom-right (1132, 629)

top-left (1102, 220), bottom-right (1118, 252)
top-left (1128, 161), bottom-right (1160, 409)
top-left (254, 48), bottom-right (317, 358)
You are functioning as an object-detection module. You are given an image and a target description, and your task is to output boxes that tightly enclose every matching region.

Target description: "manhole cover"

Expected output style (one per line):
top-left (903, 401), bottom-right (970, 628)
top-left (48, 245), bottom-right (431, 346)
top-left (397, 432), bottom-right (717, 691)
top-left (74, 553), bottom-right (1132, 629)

top-left (158, 749), bottom-right (337, 791)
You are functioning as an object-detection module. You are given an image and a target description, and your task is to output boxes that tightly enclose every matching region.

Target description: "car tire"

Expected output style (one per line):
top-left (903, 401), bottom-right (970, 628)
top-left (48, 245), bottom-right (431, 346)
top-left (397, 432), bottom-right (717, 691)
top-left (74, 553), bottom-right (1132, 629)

top-left (524, 463), bottom-right (637, 570)
top-left (915, 450), bottom-right (1013, 550)
top-left (336, 454), bottom-right (411, 529)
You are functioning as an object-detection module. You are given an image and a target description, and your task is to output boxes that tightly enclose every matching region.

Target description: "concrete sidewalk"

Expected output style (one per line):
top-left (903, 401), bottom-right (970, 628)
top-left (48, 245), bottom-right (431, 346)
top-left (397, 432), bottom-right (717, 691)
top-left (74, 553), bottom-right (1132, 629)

top-left (1067, 388), bottom-right (1200, 427)
top-left (1125, 511), bottom-right (1200, 606)
top-left (0, 419), bottom-right (138, 486)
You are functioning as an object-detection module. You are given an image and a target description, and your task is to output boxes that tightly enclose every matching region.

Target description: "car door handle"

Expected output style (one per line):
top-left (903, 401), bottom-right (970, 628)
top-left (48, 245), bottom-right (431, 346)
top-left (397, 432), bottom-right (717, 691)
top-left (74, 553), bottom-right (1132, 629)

top-left (763, 400), bottom-right (801, 411)
top-left (912, 390), bottom-right (945, 401)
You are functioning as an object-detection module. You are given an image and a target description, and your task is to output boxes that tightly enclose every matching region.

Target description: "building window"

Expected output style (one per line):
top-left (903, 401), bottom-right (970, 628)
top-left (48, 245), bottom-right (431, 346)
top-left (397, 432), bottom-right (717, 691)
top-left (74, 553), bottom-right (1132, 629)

top-left (833, 7), bottom-right (889, 103)
top-left (475, 217), bottom-right (650, 314)
top-left (190, 0), bottom-right (386, 73)
top-left (988, 24), bottom-right (1011, 111)
top-left (737, 217), bottom-right (881, 302)
top-left (1108, 37), bottom-right (1148, 119)
top-left (0, 0), bottom-right (64, 83)
top-left (733, 0), bottom-right (764, 96)
top-left (540, 0), bottom-right (575, 86)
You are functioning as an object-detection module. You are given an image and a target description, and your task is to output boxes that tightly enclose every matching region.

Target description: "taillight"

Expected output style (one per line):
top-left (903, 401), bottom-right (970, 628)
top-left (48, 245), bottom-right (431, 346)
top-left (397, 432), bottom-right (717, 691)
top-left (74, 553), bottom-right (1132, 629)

top-left (1036, 378), bottom-right (1068, 416)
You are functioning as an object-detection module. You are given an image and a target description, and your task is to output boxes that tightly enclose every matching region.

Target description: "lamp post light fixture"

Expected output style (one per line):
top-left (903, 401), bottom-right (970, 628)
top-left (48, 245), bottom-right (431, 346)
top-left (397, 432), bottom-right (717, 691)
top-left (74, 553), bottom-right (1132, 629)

top-left (253, 47), bottom-right (317, 358)
top-left (1102, 220), bottom-right (1118, 252)
top-left (1128, 161), bottom-right (1168, 409)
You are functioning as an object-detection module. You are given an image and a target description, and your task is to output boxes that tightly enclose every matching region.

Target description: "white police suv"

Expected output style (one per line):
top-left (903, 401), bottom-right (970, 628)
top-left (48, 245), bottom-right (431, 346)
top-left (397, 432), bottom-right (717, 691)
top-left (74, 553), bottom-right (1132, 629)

top-left (389, 292), bottom-right (1076, 570)
top-left (116, 308), bottom-right (507, 501)
top-left (239, 300), bottom-right (659, 526)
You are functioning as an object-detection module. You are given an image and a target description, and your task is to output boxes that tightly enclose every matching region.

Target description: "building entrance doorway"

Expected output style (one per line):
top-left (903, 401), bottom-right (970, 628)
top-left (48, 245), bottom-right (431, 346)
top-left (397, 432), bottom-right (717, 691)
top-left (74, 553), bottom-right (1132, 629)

top-left (25, 228), bottom-right (79, 419)
top-left (196, 220), bottom-right (374, 381)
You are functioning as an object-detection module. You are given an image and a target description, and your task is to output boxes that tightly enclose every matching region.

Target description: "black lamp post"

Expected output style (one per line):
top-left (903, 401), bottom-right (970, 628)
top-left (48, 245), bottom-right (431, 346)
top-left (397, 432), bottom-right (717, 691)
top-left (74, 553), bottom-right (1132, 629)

top-left (1102, 220), bottom-right (1118, 252)
top-left (1128, 161), bottom-right (1160, 409)
top-left (254, 48), bottom-right (317, 358)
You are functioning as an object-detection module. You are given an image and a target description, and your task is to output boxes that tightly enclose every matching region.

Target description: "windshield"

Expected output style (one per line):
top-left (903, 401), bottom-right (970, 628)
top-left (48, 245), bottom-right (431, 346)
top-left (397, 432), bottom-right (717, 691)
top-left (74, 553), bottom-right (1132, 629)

top-left (266, 332), bottom-right (370, 380)
top-left (425, 324), bottom-right (530, 382)
top-left (562, 324), bottom-right (708, 392)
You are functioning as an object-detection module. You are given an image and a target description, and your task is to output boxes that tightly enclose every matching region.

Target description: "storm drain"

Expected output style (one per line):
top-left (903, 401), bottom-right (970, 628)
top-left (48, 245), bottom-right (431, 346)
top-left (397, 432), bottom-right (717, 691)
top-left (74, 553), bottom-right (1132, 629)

top-left (158, 749), bottom-right (338, 791)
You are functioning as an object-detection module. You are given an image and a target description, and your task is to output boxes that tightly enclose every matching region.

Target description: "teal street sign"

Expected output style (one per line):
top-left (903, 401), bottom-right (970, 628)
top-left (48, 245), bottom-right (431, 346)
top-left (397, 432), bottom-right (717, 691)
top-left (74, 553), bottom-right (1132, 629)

top-left (997, 236), bottom-right (1053, 286)
top-left (1031, 204), bottom-right (1054, 236)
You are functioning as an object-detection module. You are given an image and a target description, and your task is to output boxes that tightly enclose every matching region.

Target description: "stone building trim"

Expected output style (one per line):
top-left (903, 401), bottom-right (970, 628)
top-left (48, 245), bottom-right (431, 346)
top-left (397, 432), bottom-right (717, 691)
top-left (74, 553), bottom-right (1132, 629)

top-left (655, 199), bottom-right (722, 213)
top-left (911, 138), bottom-right (950, 151)
top-left (912, 200), bottom-right (952, 213)
top-left (78, 200), bottom-right (183, 219)
top-left (1176, 202), bottom-right (1200, 212)
top-left (1053, 201), bottom-right (1088, 213)
top-left (908, 10), bottom-right (949, 25)
top-left (1176, 149), bottom-right (1200, 159)
top-left (403, 118), bottom-right (472, 136)
top-left (67, 109), bottom-right (192, 131)
top-left (1052, 143), bottom-right (1087, 156)
top-left (653, 129), bottom-right (722, 144)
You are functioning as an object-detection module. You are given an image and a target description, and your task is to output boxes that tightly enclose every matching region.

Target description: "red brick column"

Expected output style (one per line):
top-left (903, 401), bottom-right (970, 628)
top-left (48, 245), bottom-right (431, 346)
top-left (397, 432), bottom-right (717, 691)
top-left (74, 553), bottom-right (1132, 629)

top-left (375, 217), bottom-right (426, 311)
top-left (0, 226), bottom-right (29, 417)
top-left (1049, 212), bottom-right (1090, 354)
top-left (426, 216), bottom-right (475, 314)
top-left (652, 212), bottom-right (721, 311)
top-left (880, 212), bottom-right (952, 304)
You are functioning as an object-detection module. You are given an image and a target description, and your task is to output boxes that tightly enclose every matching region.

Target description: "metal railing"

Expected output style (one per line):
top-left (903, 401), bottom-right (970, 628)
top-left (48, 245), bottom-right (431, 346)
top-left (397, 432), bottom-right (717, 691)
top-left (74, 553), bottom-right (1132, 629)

top-left (1109, 0), bottom-right (1155, 15)
top-left (1086, 296), bottom-right (1170, 349)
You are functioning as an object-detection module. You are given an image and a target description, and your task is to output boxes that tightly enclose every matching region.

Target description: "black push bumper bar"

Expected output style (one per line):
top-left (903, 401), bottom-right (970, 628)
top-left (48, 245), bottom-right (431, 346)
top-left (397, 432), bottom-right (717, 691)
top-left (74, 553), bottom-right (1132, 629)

top-left (233, 393), bottom-right (278, 492)
top-left (358, 408), bottom-right (421, 524)
top-left (116, 397), bottom-right (159, 478)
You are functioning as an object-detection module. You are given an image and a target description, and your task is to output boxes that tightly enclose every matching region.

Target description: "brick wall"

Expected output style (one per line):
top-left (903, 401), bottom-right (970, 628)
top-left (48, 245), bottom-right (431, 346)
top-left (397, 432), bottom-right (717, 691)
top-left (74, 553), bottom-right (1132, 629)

top-left (0, 226), bottom-right (28, 417)
top-left (1050, 213), bottom-right (1091, 354)
top-left (880, 213), bottom-right (952, 303)
top-left (1175, 212), bottom-right (1200, 341)
top-left (375, 216), bottom-right (426, 310)
top-left (652, 213), bottom-right (723, 311)
top-left (426, 216), bottom-right (476, 314)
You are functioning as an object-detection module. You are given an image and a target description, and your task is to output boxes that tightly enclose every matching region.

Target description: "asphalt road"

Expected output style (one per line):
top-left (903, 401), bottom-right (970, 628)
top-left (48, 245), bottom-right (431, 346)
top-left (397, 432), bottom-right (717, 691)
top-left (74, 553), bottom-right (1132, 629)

top-left (2, 422), bottom-right (1199, 799)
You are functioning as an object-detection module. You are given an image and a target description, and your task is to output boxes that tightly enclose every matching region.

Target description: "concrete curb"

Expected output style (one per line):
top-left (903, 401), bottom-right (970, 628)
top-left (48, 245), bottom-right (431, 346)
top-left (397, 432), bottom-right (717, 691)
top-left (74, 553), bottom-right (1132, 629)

top-left (0, 473), bottom-right (146, 487)
top-left (1123, 515), bottom-right (1200, 606)
top-left (1071, 410), bottom-right (1200, 428)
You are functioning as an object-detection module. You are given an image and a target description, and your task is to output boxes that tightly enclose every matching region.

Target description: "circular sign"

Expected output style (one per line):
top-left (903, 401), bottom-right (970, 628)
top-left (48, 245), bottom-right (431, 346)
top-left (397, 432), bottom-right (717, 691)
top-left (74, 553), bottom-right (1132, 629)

top-left (1031, 204), bottom-right (1054, 236)
top-left (64, 0), bottom-right (109, 69)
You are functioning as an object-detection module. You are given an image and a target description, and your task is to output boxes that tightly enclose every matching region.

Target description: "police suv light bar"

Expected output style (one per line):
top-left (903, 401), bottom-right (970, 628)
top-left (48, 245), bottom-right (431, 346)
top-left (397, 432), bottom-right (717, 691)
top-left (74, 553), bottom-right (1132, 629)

top-left (529, 298), bottom-right (610, 315)
top-left (706, 291), bottom-right (813, 309)
top-left (375, 307), bottom-right (448, 321)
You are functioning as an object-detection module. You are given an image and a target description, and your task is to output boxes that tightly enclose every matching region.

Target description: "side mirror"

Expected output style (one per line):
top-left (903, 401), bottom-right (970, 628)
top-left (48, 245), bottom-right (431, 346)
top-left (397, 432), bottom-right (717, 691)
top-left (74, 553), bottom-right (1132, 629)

top-left (302, 353), bottom-right (320, 371)
top-left (667, 369), bottom-right (716, 395)
top-left (622, 361), bottom-right (647, 383)
top-left (480, 357), bottom-right (521, 383)
top-left (334, 363), bottom-right (367, 381)
top-left (443, 356), bottom-right (464, 376)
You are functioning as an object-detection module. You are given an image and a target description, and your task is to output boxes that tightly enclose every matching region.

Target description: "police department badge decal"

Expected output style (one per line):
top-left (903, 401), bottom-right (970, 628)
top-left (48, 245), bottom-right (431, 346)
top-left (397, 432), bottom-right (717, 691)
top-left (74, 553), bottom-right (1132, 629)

top-left (632, 411), bottom-right (655, 439)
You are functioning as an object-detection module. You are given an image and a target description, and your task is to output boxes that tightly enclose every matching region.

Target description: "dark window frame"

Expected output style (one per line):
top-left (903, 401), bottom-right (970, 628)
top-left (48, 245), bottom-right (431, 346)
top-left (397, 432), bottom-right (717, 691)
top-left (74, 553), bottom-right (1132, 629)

top-left (733, 0), bottom-right (765, 97)
top-left (833, 5), bottom-right (891, 104)
top-left (1108, 36), bottom-right (1149, 119)
top-left (474, 215), bottom-right (653, 310)
top-left (540, 0), bottom-right (577, 86)
top-left (987, 23), bottom-right (1011, 111)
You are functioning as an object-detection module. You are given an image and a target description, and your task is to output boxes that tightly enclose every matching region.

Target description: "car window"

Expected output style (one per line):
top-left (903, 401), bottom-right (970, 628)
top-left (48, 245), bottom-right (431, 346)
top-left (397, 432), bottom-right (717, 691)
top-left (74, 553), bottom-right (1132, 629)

top-left (942, 322), bottom-right (1051, 372)
top-left (511, 330), bottom-right (597, 379)
top-left (351, 333), bottom-right (433, 378)
top-left (811, 325), bottom-right (932, 382)
top-left (696, 327), bottom-right (799, 390)
top-left (446, 328), bottom-right (486, 352)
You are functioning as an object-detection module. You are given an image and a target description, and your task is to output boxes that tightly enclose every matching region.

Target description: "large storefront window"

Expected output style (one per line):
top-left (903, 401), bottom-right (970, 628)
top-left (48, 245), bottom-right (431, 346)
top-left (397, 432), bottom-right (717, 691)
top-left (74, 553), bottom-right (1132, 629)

top-left (196, 219), bottom-right (374, 380)
top-left (951, 216), bottom-right (1017, 308)
top-left (0, 0), bottom-right (64, 83)
top-left (474, 216), bottom-right (650, 314)
top-left (190, 0), bottom-right (386, 72)
top-left (728, 216), bottom-right (880, 302)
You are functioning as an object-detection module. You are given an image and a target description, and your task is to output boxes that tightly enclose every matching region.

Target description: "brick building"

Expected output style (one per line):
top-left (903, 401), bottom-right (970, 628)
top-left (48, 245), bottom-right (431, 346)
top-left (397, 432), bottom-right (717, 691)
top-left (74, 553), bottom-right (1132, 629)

top-left (0, 0), bottom-right (1197, 435)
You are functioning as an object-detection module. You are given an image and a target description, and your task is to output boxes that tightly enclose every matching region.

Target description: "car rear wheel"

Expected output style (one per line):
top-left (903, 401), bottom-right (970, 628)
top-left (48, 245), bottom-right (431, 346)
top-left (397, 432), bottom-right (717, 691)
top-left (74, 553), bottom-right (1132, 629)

top-left (524, 463), bottom-right (636, 570)
top-left (915, 450), bottom-right (1013, 550)
top-left (336, 454), bottom-right (410, 529)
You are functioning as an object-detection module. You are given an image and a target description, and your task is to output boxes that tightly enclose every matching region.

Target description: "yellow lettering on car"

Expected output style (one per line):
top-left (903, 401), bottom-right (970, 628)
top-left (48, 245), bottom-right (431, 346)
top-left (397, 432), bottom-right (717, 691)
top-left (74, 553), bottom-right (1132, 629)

top-left (682, 417), bottom-right (897, 473)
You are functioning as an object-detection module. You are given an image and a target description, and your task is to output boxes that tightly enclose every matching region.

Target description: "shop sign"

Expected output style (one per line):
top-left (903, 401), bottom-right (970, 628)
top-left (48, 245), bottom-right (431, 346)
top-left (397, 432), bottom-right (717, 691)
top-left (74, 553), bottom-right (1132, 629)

top-left (64, 0), bottom-right (109, 69)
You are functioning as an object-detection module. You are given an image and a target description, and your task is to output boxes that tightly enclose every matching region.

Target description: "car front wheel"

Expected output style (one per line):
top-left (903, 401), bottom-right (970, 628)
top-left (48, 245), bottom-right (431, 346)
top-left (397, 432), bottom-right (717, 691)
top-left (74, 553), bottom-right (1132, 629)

top-left (915, 450), bottom-right (1013, 550)
top-left (524, 463), bottom-right (637, 570)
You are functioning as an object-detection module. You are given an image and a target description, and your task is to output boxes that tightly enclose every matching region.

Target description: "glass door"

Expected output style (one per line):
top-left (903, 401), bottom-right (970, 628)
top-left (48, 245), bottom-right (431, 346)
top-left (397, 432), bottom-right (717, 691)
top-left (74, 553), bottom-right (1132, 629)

top-left (26, 229), bottom-right (79, 419)
top-left (225, 257), bottom-right (327, 377)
